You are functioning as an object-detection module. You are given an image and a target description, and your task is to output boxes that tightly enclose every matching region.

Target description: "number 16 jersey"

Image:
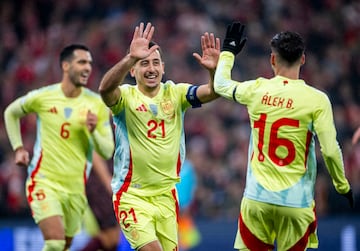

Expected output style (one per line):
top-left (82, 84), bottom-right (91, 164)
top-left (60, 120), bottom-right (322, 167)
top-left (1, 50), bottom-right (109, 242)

top-left (215, 52), bottom-right (350, 208)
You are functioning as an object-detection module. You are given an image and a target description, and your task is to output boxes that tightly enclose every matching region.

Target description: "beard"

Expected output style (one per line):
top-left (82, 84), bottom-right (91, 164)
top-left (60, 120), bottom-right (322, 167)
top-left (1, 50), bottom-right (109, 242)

top-left (69, 72), bottom-right (88, 87)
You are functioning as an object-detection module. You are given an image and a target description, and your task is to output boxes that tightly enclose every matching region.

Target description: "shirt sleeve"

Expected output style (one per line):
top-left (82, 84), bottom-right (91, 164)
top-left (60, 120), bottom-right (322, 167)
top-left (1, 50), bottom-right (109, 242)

top-left (314, 93), bottom-right (350, 194)
top-left (4, 97), bottom-right (27, 150)
top-left (214, 51), bottom-right (239, 101)
top-left (90, 103), bottom-right (115, 160)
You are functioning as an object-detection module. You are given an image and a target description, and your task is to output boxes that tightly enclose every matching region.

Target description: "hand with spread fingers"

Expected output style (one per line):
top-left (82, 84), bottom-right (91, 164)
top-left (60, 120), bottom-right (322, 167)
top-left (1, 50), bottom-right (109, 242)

top-left (129, 22), bottom-right (159, 60)
top-left (193, 32), bottom-right (221, 72)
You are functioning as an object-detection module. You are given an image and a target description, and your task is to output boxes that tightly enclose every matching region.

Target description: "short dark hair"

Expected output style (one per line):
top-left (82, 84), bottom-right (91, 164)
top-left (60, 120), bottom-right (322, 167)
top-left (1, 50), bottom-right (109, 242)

top-left (59, 44), bottom-right (90, 66)
top-left (270, 31), bottom-right (305, 65)
top-left (149, 41), bottom-right (163, 57)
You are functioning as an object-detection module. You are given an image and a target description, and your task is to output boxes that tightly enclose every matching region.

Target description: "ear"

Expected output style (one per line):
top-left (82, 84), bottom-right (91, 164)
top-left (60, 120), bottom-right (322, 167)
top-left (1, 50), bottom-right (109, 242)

top-left (300, 54), bottom-right (305, 65)
top-left (62, 61), bottom-right (70, 72)
top-left (130, 67), bottom-right (135, 77)
top-left (270, 53), bottom-right (276, 66)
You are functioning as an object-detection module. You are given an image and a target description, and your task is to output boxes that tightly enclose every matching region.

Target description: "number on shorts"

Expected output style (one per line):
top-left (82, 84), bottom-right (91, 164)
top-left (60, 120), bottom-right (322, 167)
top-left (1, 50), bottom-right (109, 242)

top-left (119, 207), bottom-right (138, 228)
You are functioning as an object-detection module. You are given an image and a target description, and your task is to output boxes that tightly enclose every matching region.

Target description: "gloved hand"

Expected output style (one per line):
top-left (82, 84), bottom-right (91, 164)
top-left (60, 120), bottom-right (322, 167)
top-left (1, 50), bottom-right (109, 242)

top-left (341, 189), bottom-right (354, 208)
top-left (222, 22), bottom-right (247, 55)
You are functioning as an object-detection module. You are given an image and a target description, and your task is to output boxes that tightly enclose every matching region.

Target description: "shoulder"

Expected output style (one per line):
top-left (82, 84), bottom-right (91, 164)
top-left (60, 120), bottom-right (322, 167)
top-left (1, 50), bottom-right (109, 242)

top-left (120, 83), bottom-right (136, 94)
top-left (303, 82), bottom-right (330, 101)
top-left (162, 80), bottom-right (191, 91)
top-left (25, 83), bottom-right (60, 99)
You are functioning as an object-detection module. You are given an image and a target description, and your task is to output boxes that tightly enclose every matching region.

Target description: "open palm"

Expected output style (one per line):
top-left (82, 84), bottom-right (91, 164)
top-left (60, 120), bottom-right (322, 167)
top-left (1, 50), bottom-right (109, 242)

top-left (193, 32), bottom-right (220, 71)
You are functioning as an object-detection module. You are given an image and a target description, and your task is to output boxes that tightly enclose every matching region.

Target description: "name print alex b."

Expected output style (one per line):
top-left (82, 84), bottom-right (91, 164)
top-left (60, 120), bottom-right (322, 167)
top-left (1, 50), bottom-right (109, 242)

top-left (261, 92), bottom-right (294, 109)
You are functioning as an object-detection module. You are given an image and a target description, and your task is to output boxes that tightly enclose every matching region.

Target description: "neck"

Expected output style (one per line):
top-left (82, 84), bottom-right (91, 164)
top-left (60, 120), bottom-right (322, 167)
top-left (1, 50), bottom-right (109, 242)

top-left (61, 80), bottom-right (82, 98)
top-left (138, 84), bottom-right (160, 98)
top-left (274, 65), bottom-right (300, 80)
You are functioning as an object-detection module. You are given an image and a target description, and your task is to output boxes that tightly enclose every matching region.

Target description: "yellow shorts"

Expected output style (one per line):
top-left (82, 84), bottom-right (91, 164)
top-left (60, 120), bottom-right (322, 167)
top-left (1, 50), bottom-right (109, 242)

top-left (113, 189), bottom-right (179, 250)
top-left (234, 197), bottom-right (318, 251)
top-left (26, 179), bottom-right (87, 237)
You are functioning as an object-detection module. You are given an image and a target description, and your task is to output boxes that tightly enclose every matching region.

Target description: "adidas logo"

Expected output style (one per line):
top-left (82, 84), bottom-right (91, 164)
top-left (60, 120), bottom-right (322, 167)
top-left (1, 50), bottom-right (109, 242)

top-left (230, 41), bottom-right (236, 47)
top-left (48, 107), bottom-right (58, 114)
top-left (136, 104), bottom-right (147, 112)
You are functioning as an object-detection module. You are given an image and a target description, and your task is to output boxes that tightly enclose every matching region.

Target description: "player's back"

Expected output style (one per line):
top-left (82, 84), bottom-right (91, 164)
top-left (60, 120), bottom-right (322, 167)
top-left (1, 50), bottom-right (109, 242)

top-left (239, 75), bottom-right (331, 207)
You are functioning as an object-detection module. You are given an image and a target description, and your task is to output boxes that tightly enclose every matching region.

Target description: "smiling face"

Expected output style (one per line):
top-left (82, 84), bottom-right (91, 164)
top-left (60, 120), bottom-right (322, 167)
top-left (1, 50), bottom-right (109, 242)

top-left (63, 49), bottom-right (93, 87)
top-left (130, 49), bottom-right (165, 96)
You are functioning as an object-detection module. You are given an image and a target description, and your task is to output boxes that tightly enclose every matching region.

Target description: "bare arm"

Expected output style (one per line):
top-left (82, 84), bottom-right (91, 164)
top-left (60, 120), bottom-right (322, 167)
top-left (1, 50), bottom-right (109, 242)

top-left (99, 22), bottom-right (159, 107)
top-left (92, 151), bottom-right (113, 194)
top-left (192, 32), bottom-right (220, 104)
top-left (352, 127), bottom-right (360, 145)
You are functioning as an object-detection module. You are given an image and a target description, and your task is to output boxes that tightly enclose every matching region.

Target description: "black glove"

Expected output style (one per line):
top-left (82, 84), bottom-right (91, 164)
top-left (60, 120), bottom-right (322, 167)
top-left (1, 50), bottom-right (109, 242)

top-left (222, 22), bottom-right (247, 55)
top-left (341, 189), bottom-right (354, 208)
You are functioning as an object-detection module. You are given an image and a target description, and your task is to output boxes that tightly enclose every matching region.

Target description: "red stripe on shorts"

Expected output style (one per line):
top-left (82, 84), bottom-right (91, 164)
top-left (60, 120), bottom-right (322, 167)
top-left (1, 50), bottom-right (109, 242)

top-left (114, 150), bottom-right (133, 223)
top-left (239, 213), bottom-right (275, 251)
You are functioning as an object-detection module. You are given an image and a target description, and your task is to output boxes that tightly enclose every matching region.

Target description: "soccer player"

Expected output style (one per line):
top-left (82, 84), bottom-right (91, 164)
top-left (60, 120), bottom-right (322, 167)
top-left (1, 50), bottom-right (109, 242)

top-left (3, 44), bottom-right (114, 251)
top-left (214, 22), bottom-right (354, 251)
top-left (98, 22), bottom-right (220, 251)
top-left (81, 152), bottom-right (121, 251)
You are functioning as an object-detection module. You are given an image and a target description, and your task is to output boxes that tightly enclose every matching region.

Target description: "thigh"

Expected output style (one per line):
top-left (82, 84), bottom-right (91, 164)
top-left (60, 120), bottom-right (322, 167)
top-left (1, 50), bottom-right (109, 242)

top-left (154, 190), bottom-right (178, 251)
top-left (114, 190), bottom-right (178, 250)
top-left (115, 192), bottom-right (157, 249)
top-left (26, 180), bottom-right (64, 223)
top-left (38, 215), bottom-right (65, 240)
top-left (62, 192), bottom-right (88, 237)
top-left (234, 198), bottom-right (275, 251)
top-left (275, 204), bottom-right (318, 250)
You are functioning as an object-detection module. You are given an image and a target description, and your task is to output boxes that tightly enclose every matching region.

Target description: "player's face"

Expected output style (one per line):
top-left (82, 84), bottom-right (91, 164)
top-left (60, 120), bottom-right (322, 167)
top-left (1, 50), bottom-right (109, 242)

top-left (132, 49), bottom-right (164, 91)
top-left (67, 49), bottom-right (93, 87)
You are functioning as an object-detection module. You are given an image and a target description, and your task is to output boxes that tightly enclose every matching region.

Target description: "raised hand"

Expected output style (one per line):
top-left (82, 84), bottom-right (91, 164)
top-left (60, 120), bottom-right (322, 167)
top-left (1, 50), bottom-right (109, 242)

top-left (129, 22), bottom-right (159, 60)
top-left (222, 22), bottom-right (247, 56)
top-left (193, 32), bottom-right (220, 71)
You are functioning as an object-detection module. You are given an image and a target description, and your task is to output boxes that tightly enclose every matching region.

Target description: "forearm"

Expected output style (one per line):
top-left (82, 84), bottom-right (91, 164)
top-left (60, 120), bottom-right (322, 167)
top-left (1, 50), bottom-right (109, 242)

top-left (197, 69), bottom-right (219, 104)
top-left (91, 129), bottom-right (114, 160)
top-left (318, 131), bottom-right (350, 194)
top-left (99, 53), bottom-right (137, 106)
top-left (92, 152), bottom-right (113, 194)
top-left (214, 51), bottom-right (238, 100)
top-left (4, 99), bottom-right (26, 150)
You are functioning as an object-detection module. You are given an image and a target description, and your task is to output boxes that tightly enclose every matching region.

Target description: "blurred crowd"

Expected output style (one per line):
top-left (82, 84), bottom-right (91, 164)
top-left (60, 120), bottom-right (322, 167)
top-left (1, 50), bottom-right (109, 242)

top-left (0, 0), bottom-right (359, 220)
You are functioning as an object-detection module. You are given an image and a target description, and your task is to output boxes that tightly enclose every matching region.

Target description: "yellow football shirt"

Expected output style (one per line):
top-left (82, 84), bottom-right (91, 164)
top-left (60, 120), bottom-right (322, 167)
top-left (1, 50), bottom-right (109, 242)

top-left (110, 81), bottom-right (194, 197)
top-left (215, 51), bottom-right (350, 207)
top-left (4, 83), bottom-right (114, 193)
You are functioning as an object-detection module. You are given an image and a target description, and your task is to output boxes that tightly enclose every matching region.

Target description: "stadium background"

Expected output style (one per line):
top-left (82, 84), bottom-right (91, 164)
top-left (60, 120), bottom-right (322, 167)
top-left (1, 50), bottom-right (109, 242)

top-left (0, 0), bottom-right (359, 250)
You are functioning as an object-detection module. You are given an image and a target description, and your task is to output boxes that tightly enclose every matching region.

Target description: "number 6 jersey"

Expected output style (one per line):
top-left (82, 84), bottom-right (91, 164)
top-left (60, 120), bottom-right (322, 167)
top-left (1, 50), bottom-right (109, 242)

top-left (4, 83), bottom-right (114, 193)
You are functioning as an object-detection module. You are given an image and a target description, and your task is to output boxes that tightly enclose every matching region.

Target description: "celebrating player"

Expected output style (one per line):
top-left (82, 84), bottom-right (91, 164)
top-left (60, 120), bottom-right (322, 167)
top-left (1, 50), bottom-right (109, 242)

top-left (4, 44), bottom-right (114, 251)
top-left (214, 22), bottom-right (353, 251)
top-left (98, 22), bottom-right (219, 251)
